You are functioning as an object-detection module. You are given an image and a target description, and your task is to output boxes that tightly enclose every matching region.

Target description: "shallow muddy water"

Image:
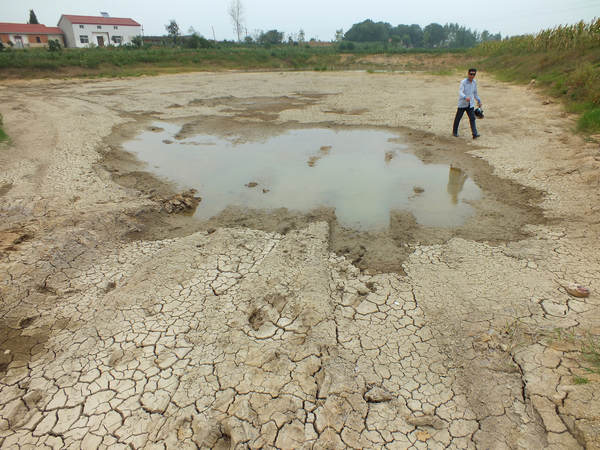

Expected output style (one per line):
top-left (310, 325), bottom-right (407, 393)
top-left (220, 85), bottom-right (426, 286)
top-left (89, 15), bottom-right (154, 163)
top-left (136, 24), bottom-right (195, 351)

top-left (123, 123), bottom-right (482, 230)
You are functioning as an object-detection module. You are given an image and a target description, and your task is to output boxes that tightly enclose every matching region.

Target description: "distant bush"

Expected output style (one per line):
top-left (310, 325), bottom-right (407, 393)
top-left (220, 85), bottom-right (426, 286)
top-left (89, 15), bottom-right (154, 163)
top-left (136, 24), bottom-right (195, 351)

top-left (131, 35), bottom-right (143, 48)
top-left (48, 40), bottom-right (61, 52)
top-left (338, 41), bottom-right (355, 52)
top-left (184, 34), bottom-right (214, 49)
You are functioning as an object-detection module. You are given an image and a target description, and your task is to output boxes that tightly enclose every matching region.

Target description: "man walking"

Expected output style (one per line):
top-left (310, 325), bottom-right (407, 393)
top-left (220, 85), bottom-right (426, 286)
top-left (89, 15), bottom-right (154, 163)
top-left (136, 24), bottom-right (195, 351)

top-left (452, 68), bottom-right (482, 139)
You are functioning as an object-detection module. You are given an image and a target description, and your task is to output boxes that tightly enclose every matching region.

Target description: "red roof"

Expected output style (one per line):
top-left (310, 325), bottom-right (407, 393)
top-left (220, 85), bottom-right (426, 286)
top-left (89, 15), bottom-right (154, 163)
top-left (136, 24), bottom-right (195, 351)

top-left (0, 23), bottom-right (63, 34)
top-left (60, 15), bottom-right (140, 26)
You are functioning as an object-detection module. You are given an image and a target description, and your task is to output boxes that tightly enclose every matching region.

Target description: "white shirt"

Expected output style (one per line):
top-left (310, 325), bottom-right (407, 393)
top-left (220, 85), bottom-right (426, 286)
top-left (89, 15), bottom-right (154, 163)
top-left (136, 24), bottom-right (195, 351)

top-left (458, 78), bottom-right (481, 108)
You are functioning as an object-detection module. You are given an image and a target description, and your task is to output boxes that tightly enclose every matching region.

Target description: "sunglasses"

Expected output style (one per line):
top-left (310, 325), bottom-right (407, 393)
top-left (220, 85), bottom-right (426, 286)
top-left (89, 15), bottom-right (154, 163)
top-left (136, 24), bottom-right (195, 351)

top-left (468, 72), bottom-right (476, 76)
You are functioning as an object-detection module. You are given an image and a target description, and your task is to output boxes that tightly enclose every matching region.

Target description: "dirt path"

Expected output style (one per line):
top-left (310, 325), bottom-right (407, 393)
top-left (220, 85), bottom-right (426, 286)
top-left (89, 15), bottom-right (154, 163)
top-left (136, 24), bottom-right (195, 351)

top-left (0, 71), bottom-right (599, 449)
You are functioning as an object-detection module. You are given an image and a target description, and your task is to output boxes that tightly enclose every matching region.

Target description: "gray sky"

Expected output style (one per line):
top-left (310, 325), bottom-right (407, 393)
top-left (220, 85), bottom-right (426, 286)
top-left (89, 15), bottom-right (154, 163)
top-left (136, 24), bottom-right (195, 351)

top-left (3, 0), bottom-right (599, 41)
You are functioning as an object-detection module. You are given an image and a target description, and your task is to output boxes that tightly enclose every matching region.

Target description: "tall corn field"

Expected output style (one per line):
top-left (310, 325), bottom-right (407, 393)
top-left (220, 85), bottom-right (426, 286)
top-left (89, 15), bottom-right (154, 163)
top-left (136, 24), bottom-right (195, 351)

top-left (473, 18), bottom-right (600, 54)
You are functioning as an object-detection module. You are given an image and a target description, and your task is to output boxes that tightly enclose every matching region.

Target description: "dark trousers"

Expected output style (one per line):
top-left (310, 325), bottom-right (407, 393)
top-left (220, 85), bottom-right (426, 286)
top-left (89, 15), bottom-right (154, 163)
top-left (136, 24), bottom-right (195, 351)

top-left (453, 107), bottom-right (478, 137)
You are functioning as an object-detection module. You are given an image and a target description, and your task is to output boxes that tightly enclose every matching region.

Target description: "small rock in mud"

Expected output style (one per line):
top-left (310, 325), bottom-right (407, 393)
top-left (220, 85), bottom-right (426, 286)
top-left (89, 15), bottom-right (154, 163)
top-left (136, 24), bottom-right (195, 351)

top-left (307, 156), bottom-right (319, 167)
top-left (245, 182), bottom-right (258, 188)
top-left (320, 145), bottom-right (332, 153)
top-left (149, 126), bottom-right (164, 132)
top-left (262, 189), bottom-right (270, 194)
top-left (162, 139), bottom-right (174, 144)
top-left (364, 387), bottom-right (393, 403)
top-left (413, 186), bottom-right (425, 194)
top-left (18, 317), bottom-right (37, 329)
top-left (159, 189), bottom-right (201, 213)
top-left (406, 415), bottom-right (445, 430)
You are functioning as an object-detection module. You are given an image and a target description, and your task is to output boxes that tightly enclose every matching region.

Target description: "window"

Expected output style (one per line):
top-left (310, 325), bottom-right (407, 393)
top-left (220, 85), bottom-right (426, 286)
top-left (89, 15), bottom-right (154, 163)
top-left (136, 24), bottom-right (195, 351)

top-left (97, 25), bottom-right (102, 29)
top-left (36, 36), bottom-right (41, 43)
top-left (80, 35), bottom-right (89, 44)
top-left (79, 25), bottom-right (84, 29)
top-left (113, 26), bottom-right (118, 30)
top-left (111, 36), bottom-right (122, 44)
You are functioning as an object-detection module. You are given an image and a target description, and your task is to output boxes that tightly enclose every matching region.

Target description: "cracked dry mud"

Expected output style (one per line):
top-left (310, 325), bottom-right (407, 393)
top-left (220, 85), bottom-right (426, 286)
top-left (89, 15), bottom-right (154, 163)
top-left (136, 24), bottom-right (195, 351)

top-left (1, 71), bottom-right (599, 449)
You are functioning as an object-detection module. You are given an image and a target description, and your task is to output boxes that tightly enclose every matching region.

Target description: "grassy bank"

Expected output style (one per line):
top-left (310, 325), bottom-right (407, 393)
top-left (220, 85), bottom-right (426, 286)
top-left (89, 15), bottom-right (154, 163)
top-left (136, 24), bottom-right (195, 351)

top-left (0, 44), bottom-right (468, 78)
top-left (0, 46), bottom-right (336, 72)
top-left (471, 19), bottom-right (600, 133)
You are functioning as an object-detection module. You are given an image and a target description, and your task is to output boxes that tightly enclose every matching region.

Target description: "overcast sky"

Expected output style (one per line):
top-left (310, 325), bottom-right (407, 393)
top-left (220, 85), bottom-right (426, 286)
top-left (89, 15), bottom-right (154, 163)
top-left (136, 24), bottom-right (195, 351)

top-left (3, 0), bottom-right (599, 40)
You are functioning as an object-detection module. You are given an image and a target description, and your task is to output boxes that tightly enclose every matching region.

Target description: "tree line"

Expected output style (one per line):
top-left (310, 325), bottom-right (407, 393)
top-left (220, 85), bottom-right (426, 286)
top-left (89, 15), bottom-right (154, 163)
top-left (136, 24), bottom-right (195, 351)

top-left (343, 20), bottom-right (501, 48)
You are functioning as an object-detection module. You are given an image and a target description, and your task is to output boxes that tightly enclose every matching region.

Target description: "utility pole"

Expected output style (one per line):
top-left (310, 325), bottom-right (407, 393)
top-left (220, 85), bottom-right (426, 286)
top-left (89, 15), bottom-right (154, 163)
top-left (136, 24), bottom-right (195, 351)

top-left (212, 26), bottom-right (216, 43)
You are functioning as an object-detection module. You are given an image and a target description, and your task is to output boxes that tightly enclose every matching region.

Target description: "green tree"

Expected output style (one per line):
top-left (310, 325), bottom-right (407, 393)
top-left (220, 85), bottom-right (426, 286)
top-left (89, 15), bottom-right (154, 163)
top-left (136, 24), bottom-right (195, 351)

top-left (298, 29), bottom-right (305, 43)
top-left (344, 19), bottom-right (391, 42)
top-left (28, 9), bottom-right (39, 25)
top-left (408, 24), bottom-right (424, 47)
top-left (423, 23), bottom-right (445, 47)
top-left (185, 32), bottom-right (213, 49)
top-left (443, 23), bottom-right (477, 48)
top-left (390, 24), bottom-right (414, 46)
top-left (258, 29), bottom-right (284, 45)
top-left (165, 20), bottom-right (180, 45)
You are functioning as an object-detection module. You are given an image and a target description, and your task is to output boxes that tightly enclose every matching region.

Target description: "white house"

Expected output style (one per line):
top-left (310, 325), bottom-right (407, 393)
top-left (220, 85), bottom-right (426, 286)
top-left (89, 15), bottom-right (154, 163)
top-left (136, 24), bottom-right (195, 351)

top-left (0, 23), bottom-right (65, 48)
top-left (57, 14), bottom-right (141, 48)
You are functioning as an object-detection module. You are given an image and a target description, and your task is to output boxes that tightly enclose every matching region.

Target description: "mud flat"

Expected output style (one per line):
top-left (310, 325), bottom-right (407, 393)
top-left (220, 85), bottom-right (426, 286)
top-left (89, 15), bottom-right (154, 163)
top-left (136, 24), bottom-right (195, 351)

top-left (0, 71), bottom-right (599, 448)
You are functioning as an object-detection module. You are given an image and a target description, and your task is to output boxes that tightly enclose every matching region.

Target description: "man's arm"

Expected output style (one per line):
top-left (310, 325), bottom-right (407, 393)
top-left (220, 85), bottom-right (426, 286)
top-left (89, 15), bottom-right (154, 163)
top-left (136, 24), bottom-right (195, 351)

top-left (459, 79), bottom-right (468, 101)
top-left (474, 82), bottom-right (482, 107)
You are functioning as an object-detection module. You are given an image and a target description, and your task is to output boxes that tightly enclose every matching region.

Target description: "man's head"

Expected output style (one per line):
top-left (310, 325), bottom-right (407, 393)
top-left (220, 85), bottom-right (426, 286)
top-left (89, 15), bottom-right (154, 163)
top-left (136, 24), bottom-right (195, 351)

top-left (468, 68), bottom-right (477, 79)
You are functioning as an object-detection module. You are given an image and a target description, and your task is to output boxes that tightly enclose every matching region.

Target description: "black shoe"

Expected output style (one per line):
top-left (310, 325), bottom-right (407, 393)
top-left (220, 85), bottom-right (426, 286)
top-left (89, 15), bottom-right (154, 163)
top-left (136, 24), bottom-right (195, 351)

top-left (452, 133), bottom-right (459, 137)
top-left (473, 134), bottom-right (481, 139)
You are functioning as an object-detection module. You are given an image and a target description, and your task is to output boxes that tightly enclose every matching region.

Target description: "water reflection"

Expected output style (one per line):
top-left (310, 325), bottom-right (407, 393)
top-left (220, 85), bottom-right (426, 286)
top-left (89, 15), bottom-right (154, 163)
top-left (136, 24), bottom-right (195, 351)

top-left (123, 123), bottom-right (482, 230)
top-left (447, 167), bottom-right (468, 205)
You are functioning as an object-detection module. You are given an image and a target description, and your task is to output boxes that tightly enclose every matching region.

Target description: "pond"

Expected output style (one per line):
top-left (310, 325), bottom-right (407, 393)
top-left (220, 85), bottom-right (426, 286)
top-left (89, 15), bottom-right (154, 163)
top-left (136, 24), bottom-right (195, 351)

top-left (123, 123), bottom-right (482, 230)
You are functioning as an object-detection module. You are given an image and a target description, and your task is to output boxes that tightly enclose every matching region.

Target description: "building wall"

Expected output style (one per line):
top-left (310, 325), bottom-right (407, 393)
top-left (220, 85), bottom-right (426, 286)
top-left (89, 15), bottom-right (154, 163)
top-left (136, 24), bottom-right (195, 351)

top-left (0, 33), bottom-right (64, 48)
top-left (58, 18), bottom-right (141, 48)
top-left (58, 18), bottom-right (77, 48)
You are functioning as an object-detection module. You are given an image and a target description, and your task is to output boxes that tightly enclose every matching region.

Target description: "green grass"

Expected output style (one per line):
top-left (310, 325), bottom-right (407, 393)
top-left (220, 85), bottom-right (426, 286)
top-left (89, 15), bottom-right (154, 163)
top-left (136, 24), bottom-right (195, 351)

top-left (578, 108), bottom-right (600, 133)
top-left (582, 335), bottom-right (600, 372)
top-left (0, 46), bottom-right (343, 76)
top-left (0, 114), bottom-right (8, 143)
top-left (546, 330), bottom-right (600, 384)
top-left (0, 44), bottom-right (470, 79)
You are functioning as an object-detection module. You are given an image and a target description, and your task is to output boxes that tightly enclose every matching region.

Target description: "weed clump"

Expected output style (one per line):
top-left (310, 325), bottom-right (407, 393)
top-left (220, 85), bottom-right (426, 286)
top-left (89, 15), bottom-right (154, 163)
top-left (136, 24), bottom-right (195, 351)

top-left (0, 114), bottom-right (8, 142)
